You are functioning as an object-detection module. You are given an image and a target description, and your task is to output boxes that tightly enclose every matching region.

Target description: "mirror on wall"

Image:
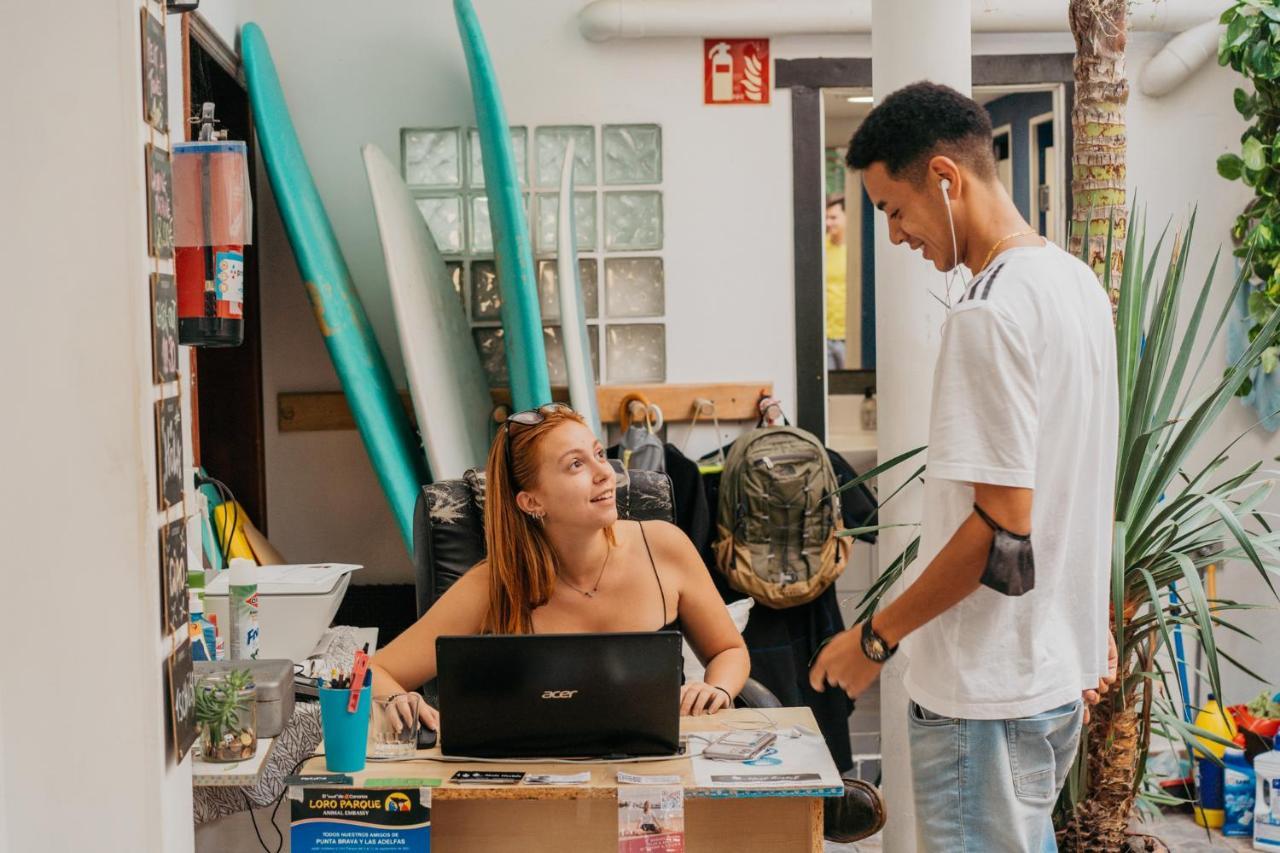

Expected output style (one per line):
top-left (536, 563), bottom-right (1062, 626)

top-left (819, 83), bottom-right (1067, 373)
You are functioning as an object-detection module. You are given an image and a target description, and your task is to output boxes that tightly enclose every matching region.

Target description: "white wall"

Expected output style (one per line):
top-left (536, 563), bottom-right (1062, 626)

top-left (0, 1), bottom-right (193, 851)
top-left (1125, 32), bottom-right (1280, 704)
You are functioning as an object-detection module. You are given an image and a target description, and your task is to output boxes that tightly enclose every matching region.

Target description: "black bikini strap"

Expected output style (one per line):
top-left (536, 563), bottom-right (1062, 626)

top-left (637, 522), bottom-right (670, 625)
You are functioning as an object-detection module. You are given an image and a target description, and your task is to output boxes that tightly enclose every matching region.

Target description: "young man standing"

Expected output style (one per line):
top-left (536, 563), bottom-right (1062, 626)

top-left (809, 82), bottom-right (1119, 851)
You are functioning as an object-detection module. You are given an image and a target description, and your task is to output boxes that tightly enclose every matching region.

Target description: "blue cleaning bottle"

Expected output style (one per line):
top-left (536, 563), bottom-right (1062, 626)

top-left (1222, 747), bottom-right (1254, 837)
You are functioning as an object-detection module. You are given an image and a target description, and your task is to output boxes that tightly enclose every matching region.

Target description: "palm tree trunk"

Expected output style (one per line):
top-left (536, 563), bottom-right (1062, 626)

top-left (1069, 0), bottom-right (1129, 300)
top-left (1059, 672), bottom-right (1142, 852)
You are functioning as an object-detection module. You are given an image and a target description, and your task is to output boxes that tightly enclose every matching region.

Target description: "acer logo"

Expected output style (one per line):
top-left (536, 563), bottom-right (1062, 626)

top-left (541, 690), bottom-right (578, 699)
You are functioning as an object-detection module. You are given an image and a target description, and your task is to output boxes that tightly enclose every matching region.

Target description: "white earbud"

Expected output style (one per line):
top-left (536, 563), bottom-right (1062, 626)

top-left (938, 176), bottom-right (966, 305)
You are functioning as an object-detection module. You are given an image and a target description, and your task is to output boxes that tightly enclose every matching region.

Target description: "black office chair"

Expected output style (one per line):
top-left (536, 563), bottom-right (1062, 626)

top-left (412, 460), bottom-right (780, 709)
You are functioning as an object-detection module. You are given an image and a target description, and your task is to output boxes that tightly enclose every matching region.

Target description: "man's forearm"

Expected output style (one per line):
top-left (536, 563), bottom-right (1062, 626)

top-left (870, 513), bottom-right (993, 647)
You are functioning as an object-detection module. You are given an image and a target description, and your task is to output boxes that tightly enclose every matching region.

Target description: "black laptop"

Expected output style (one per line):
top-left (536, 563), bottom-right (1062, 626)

top-left (435, 631), bottom-right (682, 759)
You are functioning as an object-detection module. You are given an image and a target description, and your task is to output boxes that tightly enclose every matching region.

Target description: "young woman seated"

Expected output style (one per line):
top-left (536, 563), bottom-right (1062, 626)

top-left (370, 403), bottom-right (750, 733)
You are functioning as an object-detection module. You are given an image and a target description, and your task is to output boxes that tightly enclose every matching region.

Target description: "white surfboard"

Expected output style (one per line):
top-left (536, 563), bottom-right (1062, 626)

top-left (363, 144), bottom-right (492, 478)
top-left (557, 138), bottom-right (603, 438)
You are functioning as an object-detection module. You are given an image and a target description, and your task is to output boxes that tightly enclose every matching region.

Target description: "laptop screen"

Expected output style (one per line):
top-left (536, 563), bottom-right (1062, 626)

top-left (436, 631), bottom-right (683, 758)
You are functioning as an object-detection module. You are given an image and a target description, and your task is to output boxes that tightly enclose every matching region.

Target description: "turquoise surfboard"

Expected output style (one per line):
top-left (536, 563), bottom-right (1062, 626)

top-left (363, 144), bottom-right (492, 477)
top-left (242, 23), bottom-right (427, 549)
top-left (557, 139), bottom-right (603, 437)
top-left (453, 0), bottom-right (551, 413)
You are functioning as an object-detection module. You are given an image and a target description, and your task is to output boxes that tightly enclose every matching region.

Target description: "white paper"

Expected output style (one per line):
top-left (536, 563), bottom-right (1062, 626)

top-left (524, 771), bottom-right (592, 785)
top-left (617, 772), bottom-right (682, 786)
top-left (206, 563), bottom-right (361, 595)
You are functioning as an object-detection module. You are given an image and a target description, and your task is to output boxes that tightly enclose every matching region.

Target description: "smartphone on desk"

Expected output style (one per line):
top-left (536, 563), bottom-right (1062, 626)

top-left (701, 730), bottom-right (776, 761)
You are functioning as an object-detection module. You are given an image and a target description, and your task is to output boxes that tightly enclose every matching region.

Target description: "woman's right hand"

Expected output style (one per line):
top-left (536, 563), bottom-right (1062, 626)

top-left (387, 692), bottom-right (440, 733)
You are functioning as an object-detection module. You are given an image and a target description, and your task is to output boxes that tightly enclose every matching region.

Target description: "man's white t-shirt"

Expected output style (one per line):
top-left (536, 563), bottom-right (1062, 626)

top-left (900, 242), bottom-right (1118, 721)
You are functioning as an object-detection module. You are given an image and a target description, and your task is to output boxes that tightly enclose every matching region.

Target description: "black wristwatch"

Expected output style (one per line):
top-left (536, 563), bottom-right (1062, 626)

top-left (861, 620), bottom-right (898, 663)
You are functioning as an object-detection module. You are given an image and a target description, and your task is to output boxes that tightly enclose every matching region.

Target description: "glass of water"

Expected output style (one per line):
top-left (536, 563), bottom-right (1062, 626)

top-left (368, 693), bottom-right (421, 759)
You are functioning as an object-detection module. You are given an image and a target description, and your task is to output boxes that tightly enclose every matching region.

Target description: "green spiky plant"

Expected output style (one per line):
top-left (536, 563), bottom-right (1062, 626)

top-left (1054, 210), bottom-right (1280, 850)
top-left (195, 668), bottom-right (256, 762)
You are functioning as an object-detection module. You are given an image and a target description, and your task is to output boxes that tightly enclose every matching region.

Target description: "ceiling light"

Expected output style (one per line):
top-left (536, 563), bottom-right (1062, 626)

top-left (846, 96), bottom-right (874, 104)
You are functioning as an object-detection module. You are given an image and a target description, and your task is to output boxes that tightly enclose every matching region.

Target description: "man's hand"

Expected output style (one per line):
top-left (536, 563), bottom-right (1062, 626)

top-left (808, 626), bottom-right (882, 700)
top-left (1082, 631), bottom-right (1119, 724)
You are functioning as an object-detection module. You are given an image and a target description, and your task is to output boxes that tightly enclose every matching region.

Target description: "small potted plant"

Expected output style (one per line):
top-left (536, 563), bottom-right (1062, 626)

top-left (196, 668), bottom-right (258, 762)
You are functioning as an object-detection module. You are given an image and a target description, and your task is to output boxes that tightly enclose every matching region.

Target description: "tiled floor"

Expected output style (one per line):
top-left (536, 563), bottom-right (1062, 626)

top-left (820, 810), bottom-right (1256, 852)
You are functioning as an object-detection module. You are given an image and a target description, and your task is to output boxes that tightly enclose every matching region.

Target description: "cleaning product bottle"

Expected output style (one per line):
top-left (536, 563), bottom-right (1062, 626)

top-left (227, 557), bottom-right (259, 660)
top-left (188, 591), bottom-right (212, 662)
top-left (208, 613), bottom-right (225, 661)
top-left (1255, 749), bottom-right (1280, 849)
top-left (1222, 746), bottom-right (1254, 837)
top-left (1194, 694), bottom-right (1238, 828)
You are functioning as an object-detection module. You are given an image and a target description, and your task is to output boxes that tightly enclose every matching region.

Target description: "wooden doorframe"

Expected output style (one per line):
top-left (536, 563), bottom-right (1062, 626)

top-left (181, 14), bottom-right (269, 532)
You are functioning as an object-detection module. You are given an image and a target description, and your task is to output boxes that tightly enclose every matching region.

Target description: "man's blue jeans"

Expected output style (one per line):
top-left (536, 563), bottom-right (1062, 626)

top-left (907, 698), bottom-right (1083, 852)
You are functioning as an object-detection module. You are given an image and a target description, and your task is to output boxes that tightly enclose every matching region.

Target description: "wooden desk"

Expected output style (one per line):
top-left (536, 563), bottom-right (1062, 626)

top-left (294, 707), bottom-right (840, 852)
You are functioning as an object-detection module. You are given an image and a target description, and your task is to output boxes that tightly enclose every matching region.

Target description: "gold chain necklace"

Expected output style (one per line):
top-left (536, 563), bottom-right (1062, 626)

top-left (558, 542), bottom-right (612, 598)
top-left (978, 229), bottom-right (1038, 273)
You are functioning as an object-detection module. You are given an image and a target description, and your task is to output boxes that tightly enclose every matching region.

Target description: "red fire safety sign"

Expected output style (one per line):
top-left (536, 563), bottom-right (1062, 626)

top-left (703, 39), bottom-right (770, 105)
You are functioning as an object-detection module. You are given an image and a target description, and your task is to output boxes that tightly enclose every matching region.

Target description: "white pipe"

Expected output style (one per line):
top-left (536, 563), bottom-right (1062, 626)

top-left (579, 0), bottom-right (1222, 41)
top-left (1139, 18), bottom-right (1224, 97)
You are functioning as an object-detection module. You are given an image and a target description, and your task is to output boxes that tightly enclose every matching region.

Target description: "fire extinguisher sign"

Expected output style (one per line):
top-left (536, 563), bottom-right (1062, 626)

top-left (703, 39), bottom-right (770, 105)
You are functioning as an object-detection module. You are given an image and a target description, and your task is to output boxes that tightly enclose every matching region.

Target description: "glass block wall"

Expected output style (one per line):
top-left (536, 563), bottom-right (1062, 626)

top-left (400, 124), bottom-right (666, 386)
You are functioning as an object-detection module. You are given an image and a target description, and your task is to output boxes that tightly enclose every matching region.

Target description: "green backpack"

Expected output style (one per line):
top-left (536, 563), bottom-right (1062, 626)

top-left (714, 426), bottom-right (850, 608)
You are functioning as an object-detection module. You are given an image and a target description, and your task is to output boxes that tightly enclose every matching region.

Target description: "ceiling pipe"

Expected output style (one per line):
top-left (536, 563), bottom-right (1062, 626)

top-left (1138, 18), bottom-right (1224, 97)
top-left (578, 0), bottom-right (1219, 41)
top-left (578, 0), bottom-right (1223, 96)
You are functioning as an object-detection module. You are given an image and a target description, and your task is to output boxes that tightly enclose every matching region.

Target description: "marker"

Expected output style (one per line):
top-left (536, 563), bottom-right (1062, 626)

top-left (348, 649), bottom-right (369, 713)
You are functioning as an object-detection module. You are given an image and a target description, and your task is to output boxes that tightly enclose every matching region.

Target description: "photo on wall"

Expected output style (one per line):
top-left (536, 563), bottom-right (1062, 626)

top-left (164, 638), bottom-right (198, 763)
top-left (145, 143), bottom-right (174, 259)
top-left (151, 273), bottom-right (179, 383)
top-left (160, 517), bottom-right (188, 635)
top-left (154, 395), bottom-right (184, 510)
top-left (140, 8), bottom-right (168, 132)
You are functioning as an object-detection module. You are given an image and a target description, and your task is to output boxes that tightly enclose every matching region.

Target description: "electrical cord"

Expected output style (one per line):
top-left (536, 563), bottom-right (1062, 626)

top-left (243, 754), bottom-right (312, 853)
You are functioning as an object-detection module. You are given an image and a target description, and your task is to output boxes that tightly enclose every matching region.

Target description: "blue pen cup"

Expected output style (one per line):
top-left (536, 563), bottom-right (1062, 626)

top-left (318, 669), bottom-right (372, 772)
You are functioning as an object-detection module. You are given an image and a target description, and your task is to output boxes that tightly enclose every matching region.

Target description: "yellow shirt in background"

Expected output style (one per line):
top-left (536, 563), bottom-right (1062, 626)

top-left (825, 238), bottom-right (847, 341)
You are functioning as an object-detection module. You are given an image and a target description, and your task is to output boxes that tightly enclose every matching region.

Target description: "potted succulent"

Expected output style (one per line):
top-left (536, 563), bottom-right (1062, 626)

top-left (195, 668), bottom-right (258, 762)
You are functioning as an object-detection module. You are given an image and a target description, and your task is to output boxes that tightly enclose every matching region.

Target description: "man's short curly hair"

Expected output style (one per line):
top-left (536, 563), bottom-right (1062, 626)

top-left (846, 82), bottom-right (995, 184)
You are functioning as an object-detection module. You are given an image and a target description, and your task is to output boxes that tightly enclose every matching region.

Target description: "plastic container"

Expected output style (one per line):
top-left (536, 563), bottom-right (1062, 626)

top-left (172, 140), bottom-right (252, 348)
top-left (188, 591), bottom-right (213, 662)
top-left (227, 558), bottom-right (259, 661)
top-left (318, 669), bottom-right (373, 773)
top-left (1224, 747), bottom-right (1255, 837)
top-left (1195, 694), bottom-right (1239, 828)
top-left (204, 563), bottom-right (357, 662)
top-left (1257, 750), bottom-right (1280, 850)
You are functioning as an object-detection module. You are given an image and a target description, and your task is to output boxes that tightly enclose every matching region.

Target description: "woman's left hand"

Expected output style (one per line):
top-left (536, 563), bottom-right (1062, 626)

top-left (680, 682), bottom-right (733, 716)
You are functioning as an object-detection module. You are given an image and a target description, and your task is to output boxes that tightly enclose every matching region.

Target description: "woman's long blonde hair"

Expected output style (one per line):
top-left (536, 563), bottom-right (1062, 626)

top-left (482, 406), bottom-right (616, 634)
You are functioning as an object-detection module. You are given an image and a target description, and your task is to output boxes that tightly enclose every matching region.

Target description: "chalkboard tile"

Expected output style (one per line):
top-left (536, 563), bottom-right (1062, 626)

top-left (154, 395), bottom-right (184, 510)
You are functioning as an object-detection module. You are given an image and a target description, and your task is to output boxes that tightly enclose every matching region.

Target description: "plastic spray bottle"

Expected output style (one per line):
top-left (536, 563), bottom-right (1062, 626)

top-left (227, 557), bottom-right (259, 660)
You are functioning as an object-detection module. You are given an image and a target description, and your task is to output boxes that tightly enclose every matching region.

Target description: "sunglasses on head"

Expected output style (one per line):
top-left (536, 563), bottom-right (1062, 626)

top-left (505, 402), bottom-right (575, 429)
top-left (503, 403), bottom-right (576, 484)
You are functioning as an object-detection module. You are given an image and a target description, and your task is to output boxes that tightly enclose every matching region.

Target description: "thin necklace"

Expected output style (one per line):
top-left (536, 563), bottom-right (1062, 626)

top-left (558, 541), bottom-right (612, 598)
top-left (978, 229), bottom-right (1038, 273)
